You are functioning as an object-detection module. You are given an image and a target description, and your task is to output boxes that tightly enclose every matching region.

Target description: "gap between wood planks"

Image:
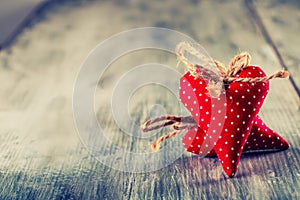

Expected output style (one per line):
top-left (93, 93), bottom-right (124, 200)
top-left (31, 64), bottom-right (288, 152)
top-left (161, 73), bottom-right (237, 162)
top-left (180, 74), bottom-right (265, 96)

top-left (245, 0), bottom-right (300, 97)
top-left (0, 0), bottom-right (49, 50)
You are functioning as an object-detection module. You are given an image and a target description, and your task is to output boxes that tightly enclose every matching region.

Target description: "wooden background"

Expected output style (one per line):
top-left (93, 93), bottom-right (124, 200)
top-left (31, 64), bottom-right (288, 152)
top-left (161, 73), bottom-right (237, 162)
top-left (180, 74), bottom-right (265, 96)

top-left (0, 0), bottom-right (46, 48)
top-left (0, 0), bottom-right (299, 199)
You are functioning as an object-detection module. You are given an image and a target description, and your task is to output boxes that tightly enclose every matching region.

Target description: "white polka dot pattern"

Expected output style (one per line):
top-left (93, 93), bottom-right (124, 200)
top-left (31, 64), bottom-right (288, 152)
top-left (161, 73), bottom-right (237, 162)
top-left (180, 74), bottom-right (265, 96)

top-left (180, 66), bottom-right (289, 178)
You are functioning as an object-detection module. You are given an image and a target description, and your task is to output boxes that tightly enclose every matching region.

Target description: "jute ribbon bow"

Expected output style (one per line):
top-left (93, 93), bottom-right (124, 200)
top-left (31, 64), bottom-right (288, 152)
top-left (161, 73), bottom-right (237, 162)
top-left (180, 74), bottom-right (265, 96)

top-left (141, 42), bottom-right (289, 151)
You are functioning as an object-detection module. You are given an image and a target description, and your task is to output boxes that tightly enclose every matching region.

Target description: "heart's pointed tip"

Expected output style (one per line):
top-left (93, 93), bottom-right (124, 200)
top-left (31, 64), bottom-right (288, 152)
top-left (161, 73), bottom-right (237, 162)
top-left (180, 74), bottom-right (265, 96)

top-left (228, 173), bottom-right (236, 178)
top-left (282, 141), bottom-right (290, 150)
top-left (225, 169), bottom-right (238, 178)
top-left (277, 136), bottom-right (290, 150)
top-left (220, 160), bottom-right (239, 178)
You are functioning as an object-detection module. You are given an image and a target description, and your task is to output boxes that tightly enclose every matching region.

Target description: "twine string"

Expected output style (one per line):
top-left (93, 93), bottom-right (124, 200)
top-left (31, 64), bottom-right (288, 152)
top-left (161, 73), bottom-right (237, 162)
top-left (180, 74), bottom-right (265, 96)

top-left (150, 129), bottom-right (183, 151)
top-left (176, 42), bottom-right (289, 84)
top-left (141, 116), bottom-right (196, 151)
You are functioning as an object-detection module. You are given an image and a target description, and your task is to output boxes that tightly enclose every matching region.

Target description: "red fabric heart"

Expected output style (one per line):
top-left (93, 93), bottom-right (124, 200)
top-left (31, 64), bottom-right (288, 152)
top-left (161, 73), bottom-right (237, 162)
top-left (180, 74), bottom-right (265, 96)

top-left (182, 115), bottom-right (289, 157)
top-left (244, 116), bottom-right (289, 151)
top-left (180, 66), bottom-right (275, 177)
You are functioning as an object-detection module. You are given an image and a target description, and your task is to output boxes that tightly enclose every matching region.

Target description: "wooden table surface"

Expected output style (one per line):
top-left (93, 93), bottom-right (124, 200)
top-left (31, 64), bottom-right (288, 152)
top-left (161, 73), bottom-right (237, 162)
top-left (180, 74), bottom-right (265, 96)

top-left (0, 0), bottom-right (299, 199)
top-left (0, 0), bottom-right (46, 48)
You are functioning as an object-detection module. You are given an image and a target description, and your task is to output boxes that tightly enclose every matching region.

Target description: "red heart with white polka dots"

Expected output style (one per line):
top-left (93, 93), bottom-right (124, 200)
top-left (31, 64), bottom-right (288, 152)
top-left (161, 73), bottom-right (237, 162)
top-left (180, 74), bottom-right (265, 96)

top-left (182, 115), bottom-right (289, 157)
top-left (180, 66), bottom-right (271, 177)
top-left (244, 116), bottom-right (289, 151)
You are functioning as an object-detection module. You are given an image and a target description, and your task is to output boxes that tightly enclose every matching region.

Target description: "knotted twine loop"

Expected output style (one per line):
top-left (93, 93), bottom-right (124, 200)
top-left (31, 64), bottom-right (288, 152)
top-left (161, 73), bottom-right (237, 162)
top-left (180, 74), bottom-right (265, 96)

top-left (176, 42), bottom-right (289, 97)
top-left (141, 42), bottom-right (290, 151)
top-left (140, 115), bottom-right (196, 151)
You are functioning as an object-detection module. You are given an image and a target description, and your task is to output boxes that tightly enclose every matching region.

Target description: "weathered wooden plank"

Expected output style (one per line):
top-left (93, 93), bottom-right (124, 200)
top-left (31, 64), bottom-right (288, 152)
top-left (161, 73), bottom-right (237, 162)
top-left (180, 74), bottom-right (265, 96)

top-left (252, 0), bottom-right (300, 93)
top-left (0, 0), bottom-right (46, 49)
top-left (0, 0), bottom-right (299, 199)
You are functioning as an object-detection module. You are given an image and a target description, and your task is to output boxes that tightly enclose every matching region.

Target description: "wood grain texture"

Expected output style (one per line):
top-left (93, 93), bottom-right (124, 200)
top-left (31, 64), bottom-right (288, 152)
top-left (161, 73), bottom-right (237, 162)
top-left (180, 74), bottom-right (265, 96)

top-left (0, 0), bottom-right (299, 199)
top-left (0, 0), bottom-right (46, 48)
top-left (253, 0), bottom-right (300, 93)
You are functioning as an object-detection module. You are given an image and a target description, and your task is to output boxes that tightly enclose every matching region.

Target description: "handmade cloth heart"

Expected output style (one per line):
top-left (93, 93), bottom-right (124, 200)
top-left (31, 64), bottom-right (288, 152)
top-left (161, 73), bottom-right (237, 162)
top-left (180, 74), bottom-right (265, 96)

top-left (180, 66), bottom-right (274, 177)
top-left (182, 115), bottom-right (289, 157)
top-left (141, 44), bottom-right (290, 178)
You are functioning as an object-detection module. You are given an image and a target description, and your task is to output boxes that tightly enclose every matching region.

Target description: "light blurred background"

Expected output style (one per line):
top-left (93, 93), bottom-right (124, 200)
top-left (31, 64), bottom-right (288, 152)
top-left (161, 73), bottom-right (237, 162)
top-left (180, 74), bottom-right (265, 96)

top-left (0, 0), bottom-right (299, 168)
